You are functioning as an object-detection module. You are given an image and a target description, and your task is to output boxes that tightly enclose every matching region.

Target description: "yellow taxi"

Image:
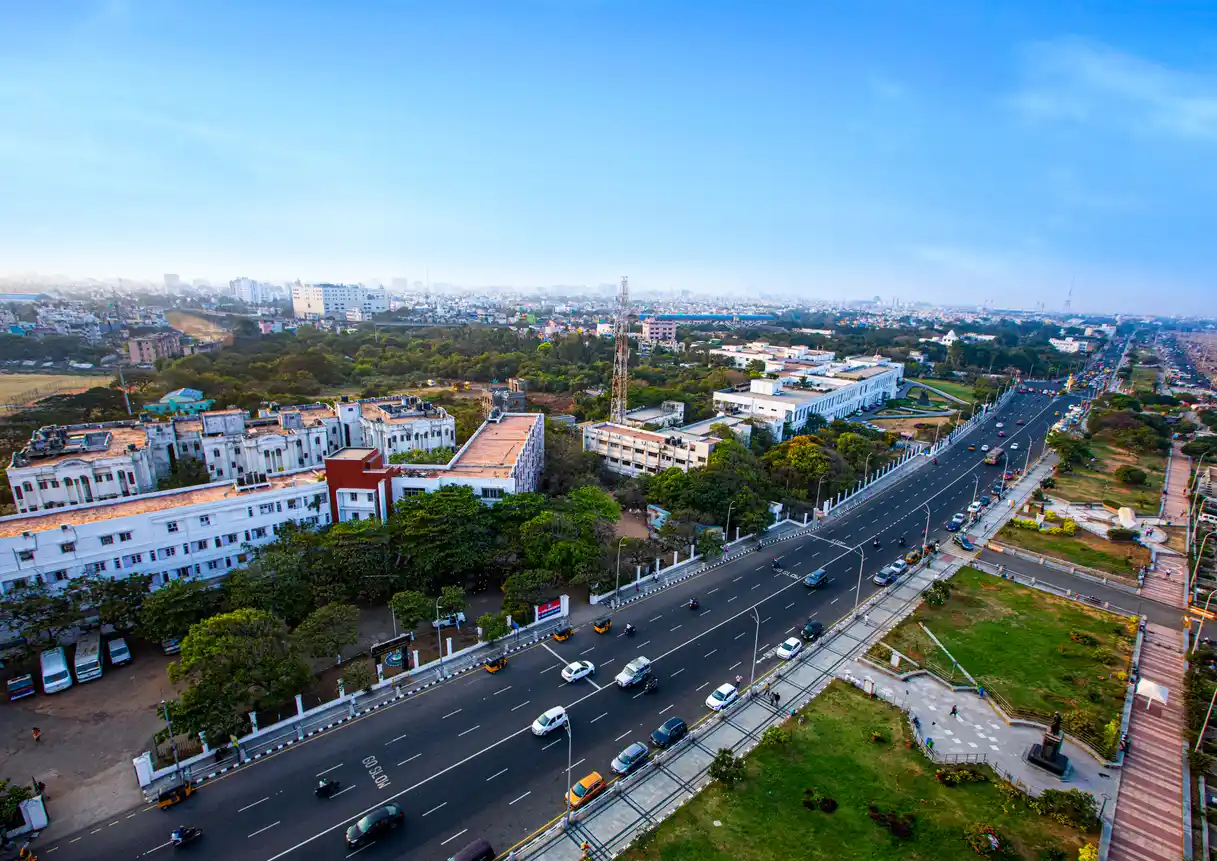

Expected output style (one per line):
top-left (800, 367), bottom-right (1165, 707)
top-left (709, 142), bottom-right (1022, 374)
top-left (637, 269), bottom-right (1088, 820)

top-left (568, 771), bottom-right (606, 809)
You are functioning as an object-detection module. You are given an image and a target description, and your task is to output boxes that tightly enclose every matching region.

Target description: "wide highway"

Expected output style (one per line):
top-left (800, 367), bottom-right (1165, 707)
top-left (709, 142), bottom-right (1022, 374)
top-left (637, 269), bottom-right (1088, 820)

top-left (42, 387), bottom-right (1073, 861)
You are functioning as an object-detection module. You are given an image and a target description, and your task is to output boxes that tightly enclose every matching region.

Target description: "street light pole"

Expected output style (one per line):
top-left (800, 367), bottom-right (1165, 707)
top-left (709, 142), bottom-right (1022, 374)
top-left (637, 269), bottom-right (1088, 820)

top-left (921, 503), bottom-right (931, 551)
top-left (162, 699), bottom-right (181, 776)
top-left (748, 607), bottom-right (761, 695)
top-left (853, 545), bottom-right (867, 615)
top-left (1192, 531), bottom-right (1216, 598)
top-left (864, 453), bottom-right (874, 483)
top-left (564, 721), bottom-right (574, 827)
top-left (724, 501), bottom-right (736, 544)
top-left (813, 476), bottom-right (826, 519)
top-left (971, 474), bottom-right (979, 507)
top-left (614, 536), bottom-right (627, 605)
top-left (435, 596), bottom-right (444, 665)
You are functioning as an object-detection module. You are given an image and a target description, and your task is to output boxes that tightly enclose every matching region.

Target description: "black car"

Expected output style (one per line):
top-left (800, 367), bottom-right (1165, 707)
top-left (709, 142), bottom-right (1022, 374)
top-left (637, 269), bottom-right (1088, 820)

top-left (800, 620), bottom-right (824, 642)
top-left (650, 717), bottom-right (688, 749)
top-left (345, 803), bottom-right (405, 849)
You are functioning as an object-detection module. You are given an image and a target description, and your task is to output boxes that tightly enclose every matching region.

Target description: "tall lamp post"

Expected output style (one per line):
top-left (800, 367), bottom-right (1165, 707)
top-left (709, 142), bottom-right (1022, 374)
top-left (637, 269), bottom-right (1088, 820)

top-left (851, 543), bottom-right (867, 616)
top-left (813, 476), bottom-right (827, 519)
top-left (970, 474), bottom-right (980, 507)
top-left (564, 720), bottom-right (575, 827)
top-left (161, 699), bottom-right (181, 777)
top-left (921, 503), bottom-right (932, 552)
top-left (863, 453), bottom-right (874, 484)
top-left (724, 501), bottom-right (736, 545)
top-left (435, 596), bottom-right (444, 665)
top-left (1192, 531), bottom-right (1216, 599)
top-left (613, 536), bottom-right (628, 605)
top-left (748, 607), bottom-right (761, 695)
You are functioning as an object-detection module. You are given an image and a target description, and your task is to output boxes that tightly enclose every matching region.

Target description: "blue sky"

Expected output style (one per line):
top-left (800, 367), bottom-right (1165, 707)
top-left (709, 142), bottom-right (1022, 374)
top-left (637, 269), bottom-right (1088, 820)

top-left (1, 1), bottom-right (1214, 314)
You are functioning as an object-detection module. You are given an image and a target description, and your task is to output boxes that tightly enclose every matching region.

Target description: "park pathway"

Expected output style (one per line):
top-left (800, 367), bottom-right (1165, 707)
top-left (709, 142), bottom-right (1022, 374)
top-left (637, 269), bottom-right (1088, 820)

top-left (1108, 623), bottom-right (1186, 861)
top-left (1143, 442), bottom-right (1189, 609)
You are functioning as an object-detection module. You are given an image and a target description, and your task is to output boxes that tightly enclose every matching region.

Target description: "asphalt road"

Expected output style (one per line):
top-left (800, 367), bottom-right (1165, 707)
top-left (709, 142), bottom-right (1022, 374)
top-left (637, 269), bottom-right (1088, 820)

top-left (42, 389), bottom-right (1073, 861)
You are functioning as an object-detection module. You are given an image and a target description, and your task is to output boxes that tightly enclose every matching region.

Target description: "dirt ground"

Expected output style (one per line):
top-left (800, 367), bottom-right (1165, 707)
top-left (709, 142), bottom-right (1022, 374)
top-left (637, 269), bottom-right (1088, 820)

top-left (616, 509), bottom-right (651, 540)
top-left (868, 415), bottom-right (953, 436)
top-left (0, 639), bottom-right (181, 839)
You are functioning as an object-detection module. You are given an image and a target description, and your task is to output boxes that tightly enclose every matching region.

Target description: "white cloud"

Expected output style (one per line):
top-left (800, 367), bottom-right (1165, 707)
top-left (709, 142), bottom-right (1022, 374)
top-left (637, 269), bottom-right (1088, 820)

top-left (1011, 38), bottom-right (1217, 143)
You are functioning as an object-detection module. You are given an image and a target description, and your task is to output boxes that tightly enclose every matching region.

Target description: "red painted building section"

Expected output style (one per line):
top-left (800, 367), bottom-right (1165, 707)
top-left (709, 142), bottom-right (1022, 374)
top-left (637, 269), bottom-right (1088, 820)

top-left (323, 448), bottom-right (399, 521)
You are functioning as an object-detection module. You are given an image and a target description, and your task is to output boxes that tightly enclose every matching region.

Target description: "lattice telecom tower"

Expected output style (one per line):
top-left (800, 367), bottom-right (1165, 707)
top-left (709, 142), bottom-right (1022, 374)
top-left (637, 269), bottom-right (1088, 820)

top-left (610, 276), bottom-right (631, 424)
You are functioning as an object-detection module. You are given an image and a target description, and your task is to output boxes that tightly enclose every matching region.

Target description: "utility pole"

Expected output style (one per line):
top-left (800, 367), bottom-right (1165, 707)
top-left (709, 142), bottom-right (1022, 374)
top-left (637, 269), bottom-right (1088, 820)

top-left (117, 363), bottom-right (133, 416)
top-left (609, 277), bottom-right (631, 424)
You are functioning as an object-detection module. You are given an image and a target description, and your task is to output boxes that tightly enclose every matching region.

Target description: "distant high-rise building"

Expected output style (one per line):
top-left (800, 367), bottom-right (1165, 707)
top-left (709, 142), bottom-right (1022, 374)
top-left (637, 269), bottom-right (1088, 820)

top-left (291, 283), bottom-right (388, 319)
top-left (164, 274), bottom-right (181, 291)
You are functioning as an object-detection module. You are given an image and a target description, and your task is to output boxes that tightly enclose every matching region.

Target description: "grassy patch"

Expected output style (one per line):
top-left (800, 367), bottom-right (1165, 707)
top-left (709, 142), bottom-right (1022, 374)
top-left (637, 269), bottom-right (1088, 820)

top-left (1130, 366), bottom-right (1159, 394)
top-left (1051, 439), bottom-right (1166, 514)
top-left (869, 567), bottom-right (1132, 750)
top-left (622, 682), bottom-right (1093, 861)
top-left (0, 373), bottom-right (115, 402)
top-left (996, 523), bottom-right (1149, 578)
top-left (909, 377), bottom-right (975, 403)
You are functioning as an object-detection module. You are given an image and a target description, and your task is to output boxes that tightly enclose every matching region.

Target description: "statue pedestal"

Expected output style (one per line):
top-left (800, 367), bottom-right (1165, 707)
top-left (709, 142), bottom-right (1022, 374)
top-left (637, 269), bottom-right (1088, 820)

top-left (1028, 731), bottom-right (1070, 777)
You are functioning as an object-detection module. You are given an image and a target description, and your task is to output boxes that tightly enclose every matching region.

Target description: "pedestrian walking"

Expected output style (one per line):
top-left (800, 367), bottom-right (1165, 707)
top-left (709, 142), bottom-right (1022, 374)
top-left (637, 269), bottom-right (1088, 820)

top-left (773, 691), bottom-right (781, 707)
top-left (949, 705), bottom-right (959, 718)
top-left (926, 737), bottom-right (934, 751)
top-left (31, 727), bottom-right (41, 744)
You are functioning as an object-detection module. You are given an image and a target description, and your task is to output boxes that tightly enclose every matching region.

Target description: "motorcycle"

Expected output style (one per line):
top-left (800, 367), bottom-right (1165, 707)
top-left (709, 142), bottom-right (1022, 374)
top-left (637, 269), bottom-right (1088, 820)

top-left (872, 538), bottom-right (881, 549)
top-left (771, 560), bottom-right (784, 571)
top-left (315, 779), bottom-right (341, 799)
top-left (624, 624), bottom-right (636, 637)
top-left (171, 826), bottom-right (203, 849)
top-left (687, 599), bottom-right (699, 611)
top-left (898, 536), bottom-right (906, 547)
top-left (643, 677), bottom-right (659, 694)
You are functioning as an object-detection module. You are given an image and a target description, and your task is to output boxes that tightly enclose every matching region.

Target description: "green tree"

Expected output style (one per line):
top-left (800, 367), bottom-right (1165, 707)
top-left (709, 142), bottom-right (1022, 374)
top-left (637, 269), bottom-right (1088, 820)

top-left (293, 603), bottom-right (360, 660)
top-left (707, 748), bottom-right (746, 787)
top-left (477, 611), bottom-right (510, 642)
top-left (1046, 432), bottom-right (1090, 465)
top-left (389, 447), bottom-right (455, 465)
top-left (696, 530), bottom-right (725, 560)
top-left (389, 589), bottom-right (431, 633)
top-left (565, 485), bottom-right (621, 522)
top-left (339, 658), bottom-right (376, 694)
top-left (168, 608), bottom-right (311, 739)
top-left (157, 457), bottom-right (212, 491)
top-left (0, 777), bottom-right (34, 823)
top-left (834, 432), bottom-right (872, 470)
top-left (438, 585), bottom-right (467, 619)
top-left (0, 583), bottom-right (82, 649)
top-left (139, 579), bottom-right (220, 643)
top-left (1113, 465), bottom-right (1147, 485)
top-left (79, 573), bottom-right (151, 632)
top-left (389, 486), bottom-right (493, 592)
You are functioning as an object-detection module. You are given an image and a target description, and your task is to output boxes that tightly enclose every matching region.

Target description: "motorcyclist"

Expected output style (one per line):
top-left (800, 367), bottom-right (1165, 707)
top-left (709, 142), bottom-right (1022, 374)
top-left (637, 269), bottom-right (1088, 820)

top-left (771, 558), bottom-right (783, 570)
top-left (872, 537), bottom-right (881, 549)
top-left (898, 535), bottom-right (906, 547)
top-left (171, 827), bottom-right (186, 846)
top-left (624, 622), bottom-right (636, 635)
top-left (688, 598), bottom-right (699, 609)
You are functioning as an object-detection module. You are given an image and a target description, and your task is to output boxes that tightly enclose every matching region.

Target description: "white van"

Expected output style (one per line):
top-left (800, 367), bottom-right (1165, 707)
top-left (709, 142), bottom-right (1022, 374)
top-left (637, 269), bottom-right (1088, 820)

top-left (40, 647), bottom-right (73, 694)
top-left (73, 630), bottom-right (103, 683)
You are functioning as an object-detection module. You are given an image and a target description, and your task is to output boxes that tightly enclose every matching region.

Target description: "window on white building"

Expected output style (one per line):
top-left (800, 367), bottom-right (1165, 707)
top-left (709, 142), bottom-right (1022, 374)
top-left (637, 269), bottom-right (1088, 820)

top-left (167, 521), bottom-right (179, 533)
top-left (60, 542), bottom-right (75, 553)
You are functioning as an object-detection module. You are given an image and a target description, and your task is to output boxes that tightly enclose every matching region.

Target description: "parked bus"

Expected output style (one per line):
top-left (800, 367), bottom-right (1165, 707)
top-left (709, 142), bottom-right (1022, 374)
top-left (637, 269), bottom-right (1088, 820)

top-left (73, 630), bottom-right (103, 683)
top-left (983, 446), bottom-right (1005, 465)
top-left (40, 647), bottom-right (73, 694)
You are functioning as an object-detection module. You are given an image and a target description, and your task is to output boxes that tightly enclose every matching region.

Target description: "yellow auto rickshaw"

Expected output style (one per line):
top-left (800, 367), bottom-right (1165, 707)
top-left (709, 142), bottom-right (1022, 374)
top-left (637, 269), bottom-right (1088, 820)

top-left (156, 778), bottom-right (195, 810)
top-left (592, 616), bottom-right (612, 634)
top-left (553, 624), bottom-right (573, 642)
top-left (484, 653), bottom-right (507, 674)
top-left (904, 547), bottom-right (923, 565)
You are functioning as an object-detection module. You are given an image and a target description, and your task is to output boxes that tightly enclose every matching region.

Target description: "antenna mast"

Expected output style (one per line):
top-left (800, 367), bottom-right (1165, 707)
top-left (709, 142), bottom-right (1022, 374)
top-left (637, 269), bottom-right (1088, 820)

top-left (610, 276), bottom-right (631, 424)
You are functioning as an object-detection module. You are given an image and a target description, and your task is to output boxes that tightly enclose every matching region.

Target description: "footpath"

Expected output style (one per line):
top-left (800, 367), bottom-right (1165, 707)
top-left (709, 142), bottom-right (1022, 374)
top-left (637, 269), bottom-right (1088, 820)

top-left (1147, 441), bottom-right (1189, 609)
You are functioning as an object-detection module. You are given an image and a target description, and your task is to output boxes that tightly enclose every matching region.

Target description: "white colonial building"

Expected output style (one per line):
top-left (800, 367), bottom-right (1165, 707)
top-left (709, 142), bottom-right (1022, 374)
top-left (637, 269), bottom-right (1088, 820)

top-left (291, 283), bottom-right (388, 320)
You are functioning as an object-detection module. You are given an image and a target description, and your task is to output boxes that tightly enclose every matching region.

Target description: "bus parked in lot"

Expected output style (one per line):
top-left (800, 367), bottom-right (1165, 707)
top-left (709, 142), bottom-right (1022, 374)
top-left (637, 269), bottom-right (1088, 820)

top-left (73, 630), bottom-right (103, 683)
top-left (983, 446), bottom-right (1005, 465)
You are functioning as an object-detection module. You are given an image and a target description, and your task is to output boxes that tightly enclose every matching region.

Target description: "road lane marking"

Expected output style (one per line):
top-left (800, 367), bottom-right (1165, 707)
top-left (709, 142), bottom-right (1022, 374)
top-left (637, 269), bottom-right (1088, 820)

top-left (458, 725), bottom-right (481, 737)
top-left (385, 733), bottom-right (408, 745)
top-left (570, 758), bottom-right (586, 770)
top-left (671, 668), bottom-right (685, 677)
top-left (727, 596), bottom-right (737, 602)
top-left (331, 785), bottom-right (354, 798)
top-left (141, 840), bottom-right (173, 855)
top-left (649, 615), bottom-right (662, 622)
top-left (423, 802), bottom-right (448, 817)
top-left (785, 602), bottom-right (796, 609)
top-left (615, 731), bottom-right (631, 741)
top-left (734, 632), bottom-right (745, 640)
top-left (580, 646), bottom-right (596, 655)
top-left (830, 597), bottom-right (839, 604)
top-left (762, 617), bottom-right (771, 624)
top-left (248, 822), bottom-right (280, 839)
top-left (493, 686), bottom-right (512, 695)
top-left (510, 701), bottom-right (531, 711)
top-left (732, 576), bottom-right (743, 582)
top-left (441, 830), bottom-right (468, 847)
top-left (239, 797), bottom-right (269, 812)
top-left (442, 709), bottom-right (462, 720)
top-left (751, 583), bottom-right (761, 590)
top-left (542, 738), bottom-right (563, 751)
top-left (707, 588), bottom-right (720, 594)
top-left (539, 642), bottom-right (566, 665)
top-left (703, 649), bottom-right (716, 658)
top-left (590, 712), bottom-right (608, 723)
top-left (670, 624), bottom-right (682, 632)
top-left (316, 764), bottom-right (343, 776)
top-left (638, 640), bottom-right (651, 648)
top-left (700, 609), bottom-right (711, 616)
top-left (397, 753), bottom-right (421, 766)
top-left (729, 661), bottom-right (742, 670)
top-left (696, 682), bottom-right (709, 691)
top-left (486, 768), bottom-right (509, 781)
top-left (509, 791), bottom-right (532, 805)
top-left (786, 626), bottom-right (796, 634)
top-left (659, 704), bottom-right (674, 714)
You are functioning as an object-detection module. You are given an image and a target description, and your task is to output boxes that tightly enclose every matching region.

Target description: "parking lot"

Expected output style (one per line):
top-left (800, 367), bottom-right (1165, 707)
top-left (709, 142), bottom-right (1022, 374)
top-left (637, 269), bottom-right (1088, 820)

top-left (0, 639), bottom-right (180, 839)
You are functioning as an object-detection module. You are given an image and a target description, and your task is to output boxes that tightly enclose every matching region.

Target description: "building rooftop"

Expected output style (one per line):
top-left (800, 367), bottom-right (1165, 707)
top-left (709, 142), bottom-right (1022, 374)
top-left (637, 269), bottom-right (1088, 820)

top-left (833, 364), bottom-right (895, 380)
top-left (10, 425), bottom-right (148, 469)
top-left (328, 447), bottom-right (378, 460)
top-left (400, 413), bottom-right (540, 479)
top-left (0, 470), bottom-right (326, 539)
top-left (715, 386), bottom-right (831, 407)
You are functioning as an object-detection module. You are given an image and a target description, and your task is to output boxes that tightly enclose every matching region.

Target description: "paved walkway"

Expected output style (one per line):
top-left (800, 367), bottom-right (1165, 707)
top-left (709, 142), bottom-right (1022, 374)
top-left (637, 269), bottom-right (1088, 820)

top-left (841, 659), bottom-right (1119, 798)
top-left (1144, 442), bottom-right (1189, 609)
top-left (1109, 623), bottom-right (1187, 861)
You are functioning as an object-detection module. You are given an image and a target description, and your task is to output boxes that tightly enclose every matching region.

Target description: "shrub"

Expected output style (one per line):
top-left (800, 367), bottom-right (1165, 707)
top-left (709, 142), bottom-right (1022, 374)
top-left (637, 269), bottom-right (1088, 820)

top-left (339, 658), bottom-right (376, 695)
top-left (1114, 465), bottom-right (1147, 485)
top-left (870, 730), bottom-right (888, 744)
top-left (1060, 518), bottom-right (1078, 535)
top-left (1070, 630), bottom-right (1100, 647)
top-left (819, 796), bottom-right (838, 812)
top-left (1078, 844), bottom-right (1098, 861)
top-left (1032, 788), bottom-right (1100, 831)
top-left (708, 748), bottom-right (746, 788)
top-left (759, 725), bottom-right (789, 748)
top-left (925, 581), bottom-right (952, 606)
top-left (867, 805), bottom-right (915, 839)
top-left (964, 822), bottom-right (1009, 856)
top-left (1090, 646), bottom-right (1117, 665)
top-left (936, 766), bottom-right (988, 786)
top-left (1107, 527), bottom-right (1140, 542)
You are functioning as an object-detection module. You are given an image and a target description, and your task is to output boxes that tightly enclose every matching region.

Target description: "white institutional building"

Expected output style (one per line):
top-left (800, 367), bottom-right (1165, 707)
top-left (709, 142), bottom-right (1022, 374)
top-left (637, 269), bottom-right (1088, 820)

top-left (290, 283), bottom-right (388, 320)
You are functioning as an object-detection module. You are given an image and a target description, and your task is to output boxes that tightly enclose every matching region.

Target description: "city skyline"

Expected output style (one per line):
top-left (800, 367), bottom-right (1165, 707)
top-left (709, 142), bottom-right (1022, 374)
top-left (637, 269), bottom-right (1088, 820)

top-left (1, 1), bottom-right (1214, 315)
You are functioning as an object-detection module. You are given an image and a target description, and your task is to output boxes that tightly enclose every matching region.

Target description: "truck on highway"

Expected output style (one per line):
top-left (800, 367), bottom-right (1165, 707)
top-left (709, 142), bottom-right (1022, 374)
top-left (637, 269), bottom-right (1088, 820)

top-left (983, 446), bottom-right (1005, 465)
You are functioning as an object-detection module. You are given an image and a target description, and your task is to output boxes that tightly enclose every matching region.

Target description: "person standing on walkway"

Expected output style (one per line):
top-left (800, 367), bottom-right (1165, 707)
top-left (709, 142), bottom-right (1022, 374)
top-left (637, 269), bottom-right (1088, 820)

top-left (949, 705), bottom-right (959, 718)
top-left (926, 737), bottom-right (934, 751)
top-left (31, 727), bottom-right (41, 744)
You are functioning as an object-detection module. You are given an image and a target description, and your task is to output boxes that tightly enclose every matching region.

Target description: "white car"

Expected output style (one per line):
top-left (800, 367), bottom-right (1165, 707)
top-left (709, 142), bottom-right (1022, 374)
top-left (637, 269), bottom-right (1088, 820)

top-left (561, 661), bottom-right (596, 683)
top-left (888, 558), bottom-right (909, 576)
top-left (775, 637), bottom-right (803, 660)
top-left (1010, 442), bottom-right (1020, 450)
top-left (705, 683), bottom-right (738, 711)
top-left (980, 444), bottom-right (990, 452)
top-left (995, 422), bottom-right (1004, 428)
top-left (532, 706), bottom-right (568, 736)
top-left (615, 656), bottom-right (652, 688)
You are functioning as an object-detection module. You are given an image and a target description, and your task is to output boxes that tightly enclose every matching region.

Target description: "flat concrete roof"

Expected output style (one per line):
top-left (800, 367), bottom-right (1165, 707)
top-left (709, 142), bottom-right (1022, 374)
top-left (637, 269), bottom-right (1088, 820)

top-left (327, 447), bottom-right (377, 460)
top-left (12, 426), bottom-right (147, 469)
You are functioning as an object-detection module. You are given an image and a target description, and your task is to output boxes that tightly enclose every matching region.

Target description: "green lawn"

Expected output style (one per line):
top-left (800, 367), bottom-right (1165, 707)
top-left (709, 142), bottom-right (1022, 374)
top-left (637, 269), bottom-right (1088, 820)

top-left (622, 682), bottom-right (1094, 861)
top-left (1050, 439), bottom-right (1166, 514)
top-left (868, 567), bottom-right (1133, 751)
top-left (995, 523), bottom-right (1149, 578)
top-left (1130, 366), bottom-right (1159, 394)
top-left (908, 377), bottom-right (975, 403)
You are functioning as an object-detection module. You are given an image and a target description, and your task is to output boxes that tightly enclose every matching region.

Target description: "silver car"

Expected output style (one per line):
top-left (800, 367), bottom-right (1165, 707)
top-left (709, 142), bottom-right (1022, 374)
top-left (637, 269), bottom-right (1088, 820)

top-left (611, 741), bottom-right (650, 775)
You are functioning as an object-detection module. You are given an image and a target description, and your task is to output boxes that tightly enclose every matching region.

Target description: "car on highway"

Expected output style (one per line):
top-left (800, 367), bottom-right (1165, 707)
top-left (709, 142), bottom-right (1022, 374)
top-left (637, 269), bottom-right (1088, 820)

top-left (978, 495), bottom-right (991, 507)
top-left (345, 803), bottom-right (405, 850)
top-left (1010, 442), bottom-right (1019, 450)
top-left (968, 444), bottom-right (976, 451)
top-left (651, 717), bottom-right (688, 749)
top-left (946, 513), bottom-right (966, 531)
top-left (800, 619), bottom-right (825, 642)
top-left (561, 660), bottom-right (596, 683)
top-left (803, 567), bottom-right (828, 588)
top-left (611, 742), bottom-right (650, 776)
top-left (706, 683), bottom-right (739, 711)
top-left (995, 422), bottom-right (1004, 428)
top-left (615, 656), bottom-right (652, 688)
top-left (532, 706), bottom-right (568, 736)
top-left (952, 534), bottom-right (975, 552)
top-left (980, 444), bottom-right (990, 452)
top-left (568, 772), bottom-right (606, 809)
top-left (1016, 419), bottom-right (1024, 425)
top-left (775, 637), bottom-right (803, 660)
top-left (872, 564), bottom-right (900, 586)
top-left (967, 501), bottom-right (982, 516)
top-left (997, 430), bottom-right (1006, 437)
top-left (888, 559), bottom-right (909, 576)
